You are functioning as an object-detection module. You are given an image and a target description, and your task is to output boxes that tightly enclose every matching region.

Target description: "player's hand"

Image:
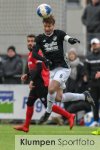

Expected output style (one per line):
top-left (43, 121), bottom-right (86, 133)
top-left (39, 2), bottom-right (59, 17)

top-left (95, 72), bottom-right (100, 79)
top-left (68, 38), bottom-right (80, 44)
top-left (29, 81), bottom-right (35, 90)
top-left (83, 75), bottom-right (88, 82)
top-left (21, 74), bottom-right (28, 81)
top-left (44, 59), bottom-right (52, 68)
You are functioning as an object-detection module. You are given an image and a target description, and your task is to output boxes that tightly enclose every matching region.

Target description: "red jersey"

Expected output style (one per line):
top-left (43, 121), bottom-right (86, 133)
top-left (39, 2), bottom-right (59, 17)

top-left (28, 50), bottom-right (49, 87)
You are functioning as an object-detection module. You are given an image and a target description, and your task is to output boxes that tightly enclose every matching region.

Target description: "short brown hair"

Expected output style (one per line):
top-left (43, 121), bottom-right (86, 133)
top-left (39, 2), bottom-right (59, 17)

top-left (43, 15), bottom-right (55, 25)
top-left (27, 34), bottom-right (36, 39)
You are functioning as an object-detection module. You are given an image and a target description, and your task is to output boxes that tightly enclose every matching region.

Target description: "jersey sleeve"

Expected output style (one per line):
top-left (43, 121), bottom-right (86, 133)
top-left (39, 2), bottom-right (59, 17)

top-left (57, 30), bottom-right (67, 41)
top-left (35, 35), bottom-right (42, 51)
top-left (35, 50), bottom-right (43, 64)
top-left (32, 48), bottom-right (46, 62)
top-left (32, 36), bottom-right (46, 62)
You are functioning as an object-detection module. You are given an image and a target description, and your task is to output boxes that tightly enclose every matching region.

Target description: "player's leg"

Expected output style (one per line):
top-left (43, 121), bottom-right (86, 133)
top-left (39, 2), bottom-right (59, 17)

top-left (61, 91), bottom-right (95, 106)
top-left (53, 68), bottom-right (94, 106)
top-left (46, 67), bottom-right (70, 114)
top-left (52, 105), bottom-right (75, 129)
top-left (40, 67), bottom-right (94, 123)
top-left (46, 80), bottom-right (59, 113)
top-left (51, 68), bottom-right (85, 102)
top-left (13, 89), bottom-right (36, 132)
top-left (53, 69), bottom-right (95, 106)
top-left (40, 86), bottom-right (75, 129)
top-left (38, 85), bottom-right (51, 123)
top-left (40, 103), bottom-right (75, 129)
top-left (39, 68), bottom-right (71, 123)
top-left (53, 88), bottom-right (75, 129)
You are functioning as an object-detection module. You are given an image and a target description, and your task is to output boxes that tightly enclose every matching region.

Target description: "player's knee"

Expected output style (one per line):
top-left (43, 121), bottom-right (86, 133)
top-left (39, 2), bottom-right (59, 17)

top-left (48, 80), bottom-right (60, 94)
top-left (55, 94), bottom-right (62, 102)
top-left (48, 87), bottom-right (56, 94)
top-left (27, 101), bottom-right (34, 107)
top-left (27, 101), bottom-right (33, 107)
top-left (55, 98), bottom-right (61, 102)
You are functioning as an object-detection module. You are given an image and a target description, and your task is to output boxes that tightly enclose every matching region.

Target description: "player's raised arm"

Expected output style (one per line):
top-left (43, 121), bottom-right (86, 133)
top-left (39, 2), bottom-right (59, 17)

top-left (64, 34), bottom-right (80, 44)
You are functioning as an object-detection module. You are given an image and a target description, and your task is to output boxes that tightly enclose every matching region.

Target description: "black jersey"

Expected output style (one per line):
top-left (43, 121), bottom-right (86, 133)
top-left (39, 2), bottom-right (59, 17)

top-left (36, 29), bottom-right (69, 70)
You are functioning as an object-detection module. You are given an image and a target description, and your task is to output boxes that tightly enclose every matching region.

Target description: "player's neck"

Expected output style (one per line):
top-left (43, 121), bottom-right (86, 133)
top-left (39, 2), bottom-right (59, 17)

top-left (44, 31), bottom-right (54, 37)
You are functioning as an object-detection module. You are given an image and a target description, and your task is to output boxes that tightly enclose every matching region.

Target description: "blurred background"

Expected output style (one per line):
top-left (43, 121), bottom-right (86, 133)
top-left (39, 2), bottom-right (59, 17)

top-left (0, 0), bottom-right (89, 56)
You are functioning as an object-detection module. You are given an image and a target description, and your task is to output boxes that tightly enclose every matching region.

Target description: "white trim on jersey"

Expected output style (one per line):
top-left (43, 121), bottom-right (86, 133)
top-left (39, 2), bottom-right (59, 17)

top-left (64, 35), bottom-right (71, 42)
top-left (36, 60), bottom-right (42, 63)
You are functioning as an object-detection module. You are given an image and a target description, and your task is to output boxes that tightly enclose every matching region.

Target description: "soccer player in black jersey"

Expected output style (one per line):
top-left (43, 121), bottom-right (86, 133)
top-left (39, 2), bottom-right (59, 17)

top-left (32, 15), bottom-right (95, 123)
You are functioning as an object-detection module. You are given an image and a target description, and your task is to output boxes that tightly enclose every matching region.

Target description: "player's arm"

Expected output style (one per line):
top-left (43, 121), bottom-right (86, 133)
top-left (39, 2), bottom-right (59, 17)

top-left (29, 62), bottom-right (42, 90)
top-left (29, 62), bottom-right (42, 81)
top-left (32, 46), bottom-right (46, 62)
top-left (21, 62), bottom-right (30, 82)
top-left (32, 46), bottom-right (51, 67)
top-left (64, 35), bottom-right (80, 44)
top-left (32, 35), bottom-right (48, 63)
top-left (58, 30), bottom-right (80, 44)
top-left (24, 62), bottom-right (29, 75)
top-left (21, 61), bottom-right (42, 82)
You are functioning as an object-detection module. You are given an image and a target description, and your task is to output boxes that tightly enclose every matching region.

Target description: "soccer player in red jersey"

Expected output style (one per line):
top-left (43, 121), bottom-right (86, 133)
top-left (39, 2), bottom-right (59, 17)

top-left (14, 34), bottom-right (75, 132)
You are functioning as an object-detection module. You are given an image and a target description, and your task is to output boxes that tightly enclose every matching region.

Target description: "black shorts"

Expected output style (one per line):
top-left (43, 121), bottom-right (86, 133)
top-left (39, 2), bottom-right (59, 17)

top-left (27, 82), bottom-right (48, 107)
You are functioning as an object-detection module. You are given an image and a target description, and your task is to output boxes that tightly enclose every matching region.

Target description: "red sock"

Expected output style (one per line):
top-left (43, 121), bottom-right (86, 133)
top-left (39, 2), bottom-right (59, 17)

top-left (24, 106), bottom-right (34, 128)
top-left (52, 105), bottom-right (71, 119)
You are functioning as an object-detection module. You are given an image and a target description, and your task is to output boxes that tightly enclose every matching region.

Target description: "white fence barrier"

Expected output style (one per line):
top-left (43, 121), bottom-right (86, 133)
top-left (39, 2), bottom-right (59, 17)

top-left (0, 85), bottom-right (63, 120)
top-left (0, 85), bottom-right (45, 120)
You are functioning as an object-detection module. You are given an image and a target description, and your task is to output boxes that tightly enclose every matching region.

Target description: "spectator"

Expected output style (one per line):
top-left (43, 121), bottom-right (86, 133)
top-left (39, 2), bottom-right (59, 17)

top-left (85, 38), bottom-right (100, 126)
top-left (0, 55), bottom-right (4, 83)
top-left (66, 48), bottom-right (86, 93)
top-left (82, 0), bottom-right (100, 51)
top-left (64, 48), bottom-right (91, 124)
top-left (3, 46), bottom-right (23, 84)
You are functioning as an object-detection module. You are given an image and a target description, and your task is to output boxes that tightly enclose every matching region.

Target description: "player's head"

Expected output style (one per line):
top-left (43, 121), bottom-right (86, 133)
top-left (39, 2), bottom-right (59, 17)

top-left (42, 15), bottom-right (55, 36)
top-left (27, 34), bottom-right (36, 51)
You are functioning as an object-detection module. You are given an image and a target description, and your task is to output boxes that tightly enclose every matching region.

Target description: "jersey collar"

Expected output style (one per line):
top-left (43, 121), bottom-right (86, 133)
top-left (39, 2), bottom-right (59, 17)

top-left (44, 31), bottom-right (54, 37)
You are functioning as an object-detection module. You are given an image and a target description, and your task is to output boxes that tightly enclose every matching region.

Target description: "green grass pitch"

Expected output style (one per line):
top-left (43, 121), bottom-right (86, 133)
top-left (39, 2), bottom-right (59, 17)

top-left (0, 124), bottom-right (98, 150)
